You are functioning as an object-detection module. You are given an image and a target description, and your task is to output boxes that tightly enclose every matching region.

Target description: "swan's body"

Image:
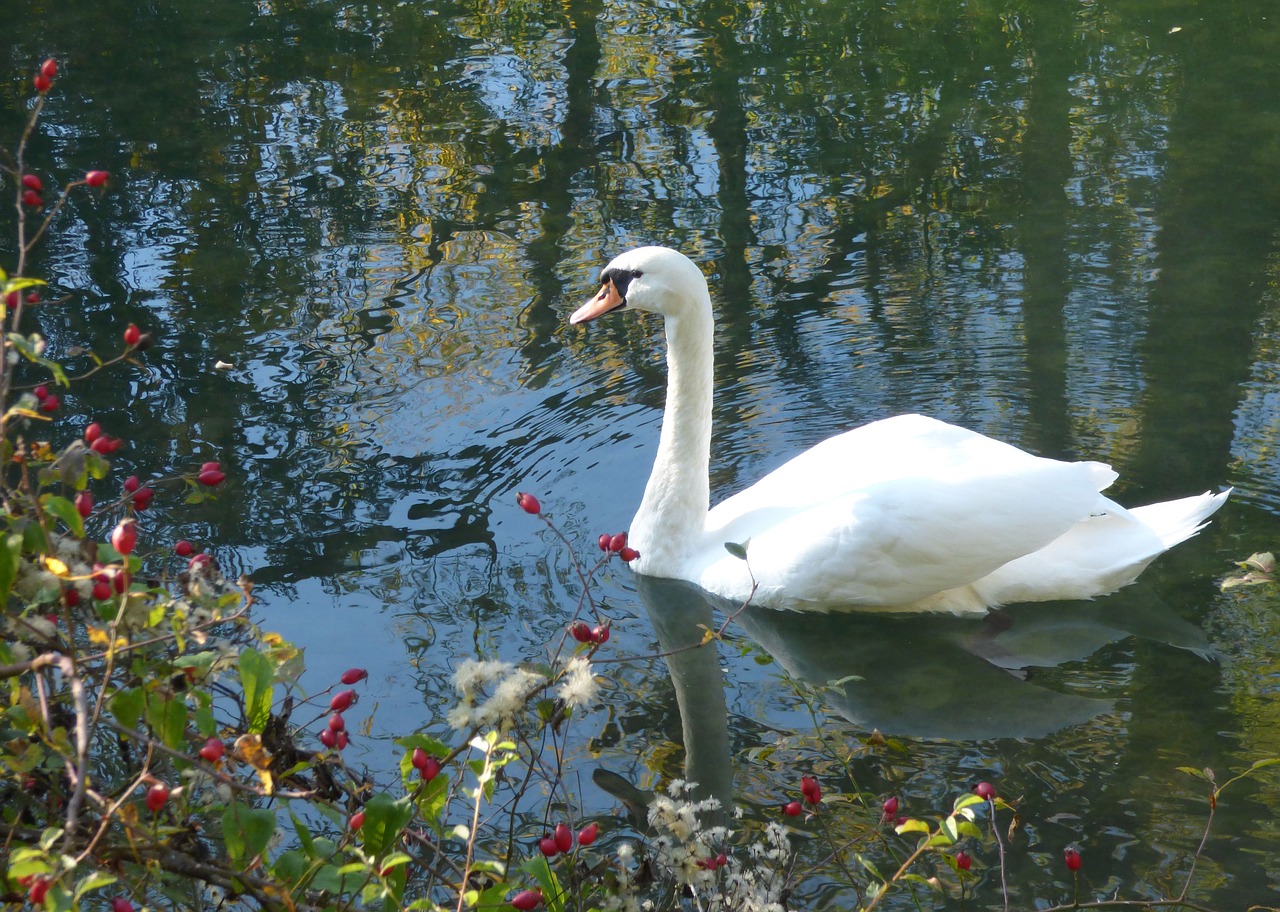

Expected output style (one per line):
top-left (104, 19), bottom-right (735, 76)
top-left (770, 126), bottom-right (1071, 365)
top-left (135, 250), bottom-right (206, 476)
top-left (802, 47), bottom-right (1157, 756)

top-left (571, 246), bottom-right (1229, 614)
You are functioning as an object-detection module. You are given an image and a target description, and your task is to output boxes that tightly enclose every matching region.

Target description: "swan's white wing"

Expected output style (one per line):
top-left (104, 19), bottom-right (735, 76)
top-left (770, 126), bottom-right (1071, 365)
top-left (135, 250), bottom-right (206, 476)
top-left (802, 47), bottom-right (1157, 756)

top-left (697, 415), bottom-right (1117, 608)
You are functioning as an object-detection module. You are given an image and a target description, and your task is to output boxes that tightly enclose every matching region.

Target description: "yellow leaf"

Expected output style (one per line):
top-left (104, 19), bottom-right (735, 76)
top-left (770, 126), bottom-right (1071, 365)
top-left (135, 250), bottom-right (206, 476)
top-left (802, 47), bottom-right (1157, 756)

top-left (234, 733), bottom-right (274, 770)
top-left (41, 556), bottom-right (69, 576)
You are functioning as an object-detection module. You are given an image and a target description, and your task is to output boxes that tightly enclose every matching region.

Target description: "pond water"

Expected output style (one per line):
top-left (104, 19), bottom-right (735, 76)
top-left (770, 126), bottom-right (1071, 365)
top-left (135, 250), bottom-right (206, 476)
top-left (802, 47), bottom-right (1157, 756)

top-left (6, 0), bottom-right (1280, 906)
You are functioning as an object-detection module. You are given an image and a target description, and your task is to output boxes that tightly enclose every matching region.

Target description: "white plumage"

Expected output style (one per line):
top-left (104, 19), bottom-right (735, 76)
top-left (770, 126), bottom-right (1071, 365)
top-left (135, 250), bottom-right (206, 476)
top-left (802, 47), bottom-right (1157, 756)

top-left (571, 246), bottom-right (1229, 614)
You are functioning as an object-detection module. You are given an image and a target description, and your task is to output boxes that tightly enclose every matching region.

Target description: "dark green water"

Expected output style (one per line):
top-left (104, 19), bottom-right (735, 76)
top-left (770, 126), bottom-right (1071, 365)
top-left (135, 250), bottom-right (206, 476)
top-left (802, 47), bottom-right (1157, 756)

top-left (5, 0), bottom-right (1280, 906)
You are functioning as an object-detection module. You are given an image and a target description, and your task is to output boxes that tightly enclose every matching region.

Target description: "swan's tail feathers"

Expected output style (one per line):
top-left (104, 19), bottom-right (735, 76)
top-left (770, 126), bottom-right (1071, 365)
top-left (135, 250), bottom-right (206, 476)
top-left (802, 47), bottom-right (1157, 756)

top-left (1131, 488), bottom-right (1232, 549)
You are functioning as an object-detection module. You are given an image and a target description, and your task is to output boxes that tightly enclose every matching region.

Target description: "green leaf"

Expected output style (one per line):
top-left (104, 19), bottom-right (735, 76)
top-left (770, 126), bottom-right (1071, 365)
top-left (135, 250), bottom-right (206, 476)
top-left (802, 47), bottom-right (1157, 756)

top-left (273, 848), bottom-right (307, 883)
top-left (222, 804), bottom-right (277, 867)
top-left (0, 532), bottom-right (23, 606)
top-left (73, 871), bottom-right (118, 901)
top-left (359, 793), bottom-right (414, 857)
top-left (309, 864), bottom-right (344, 894)
top-left (238, 647), bottom-right (275, 734)
top-left (414, 773), bottom-right (450, 830)
top-left (110, 687), bottom-right (145, 729)
top-left (854, 853), bottom-right (885, 881)
top-left (952, 793), bottom-right (986, 813)
top-left (942, 816), bottom-right (960, 842)
top-left (290, 812), bottom-right (319, 859)
top-left (724, 540), bottom-right (749, 560)
top-left (39, 494), bottom-right (85, 538)
top-left (520, 855), bottom-right (565, 912)
top-left (144, 690), bottom-right (187, 750)
top-left (194, 702), bottom-right (217, 738)
top-left (894, 818), bottom-right (931, 836)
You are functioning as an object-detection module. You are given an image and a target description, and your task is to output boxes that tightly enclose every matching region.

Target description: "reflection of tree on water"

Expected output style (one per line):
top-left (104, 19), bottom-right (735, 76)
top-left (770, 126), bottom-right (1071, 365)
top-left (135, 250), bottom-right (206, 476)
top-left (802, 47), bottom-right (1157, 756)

top-left (630, 574), bottom-right (1212, 807)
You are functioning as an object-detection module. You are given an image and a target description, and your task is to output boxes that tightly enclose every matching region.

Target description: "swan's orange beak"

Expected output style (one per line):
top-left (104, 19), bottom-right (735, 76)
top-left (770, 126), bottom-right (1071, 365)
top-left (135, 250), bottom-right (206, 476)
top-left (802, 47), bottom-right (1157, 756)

top-left (570, 279), bottom-right (625, 325)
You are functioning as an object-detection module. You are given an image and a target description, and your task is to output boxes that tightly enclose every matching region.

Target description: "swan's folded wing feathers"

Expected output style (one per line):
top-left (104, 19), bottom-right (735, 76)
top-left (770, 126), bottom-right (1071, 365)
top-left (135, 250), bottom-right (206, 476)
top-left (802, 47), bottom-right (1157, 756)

top-left (698, 417), bottom-right (1117, 609)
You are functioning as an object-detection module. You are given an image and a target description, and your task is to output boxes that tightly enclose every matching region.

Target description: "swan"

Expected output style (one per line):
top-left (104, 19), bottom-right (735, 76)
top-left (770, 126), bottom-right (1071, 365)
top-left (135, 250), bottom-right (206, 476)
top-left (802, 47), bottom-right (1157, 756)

top-left (570, 246), bottom-right (1230, 614)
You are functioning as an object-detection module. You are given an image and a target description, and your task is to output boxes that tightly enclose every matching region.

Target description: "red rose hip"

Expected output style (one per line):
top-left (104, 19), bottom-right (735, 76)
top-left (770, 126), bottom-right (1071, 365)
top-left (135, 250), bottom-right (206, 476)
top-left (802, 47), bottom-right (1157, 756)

top-left (145, 783), bottom-right (169, 812)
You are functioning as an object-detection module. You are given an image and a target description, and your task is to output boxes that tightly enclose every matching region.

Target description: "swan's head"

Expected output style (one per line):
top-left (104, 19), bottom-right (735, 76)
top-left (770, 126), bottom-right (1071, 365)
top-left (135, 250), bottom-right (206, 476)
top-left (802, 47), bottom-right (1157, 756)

top-left (570, 246), bottom-right (709, 325)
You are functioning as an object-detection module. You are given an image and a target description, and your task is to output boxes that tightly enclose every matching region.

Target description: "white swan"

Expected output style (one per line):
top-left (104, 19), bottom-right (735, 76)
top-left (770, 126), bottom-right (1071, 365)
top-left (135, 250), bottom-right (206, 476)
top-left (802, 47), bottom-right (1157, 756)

top-left (570, 246), bottom-right (1230, 614)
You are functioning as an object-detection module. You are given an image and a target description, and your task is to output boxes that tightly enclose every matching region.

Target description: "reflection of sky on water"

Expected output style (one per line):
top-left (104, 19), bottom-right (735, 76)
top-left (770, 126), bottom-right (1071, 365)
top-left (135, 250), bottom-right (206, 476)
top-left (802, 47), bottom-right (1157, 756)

top-left (1230, 306), bottom-right (1280, 512)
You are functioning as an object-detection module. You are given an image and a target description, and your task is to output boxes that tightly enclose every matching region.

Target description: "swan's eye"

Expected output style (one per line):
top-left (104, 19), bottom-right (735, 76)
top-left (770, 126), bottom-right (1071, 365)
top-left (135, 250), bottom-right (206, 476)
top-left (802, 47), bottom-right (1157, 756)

top-left (601, 268), bottom-right (642, 302)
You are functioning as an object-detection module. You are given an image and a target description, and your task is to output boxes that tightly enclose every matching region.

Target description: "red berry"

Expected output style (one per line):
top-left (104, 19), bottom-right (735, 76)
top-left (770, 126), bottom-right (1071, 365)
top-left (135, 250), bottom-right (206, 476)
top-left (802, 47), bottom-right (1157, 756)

top-left (419, 755), bottom-right (440, 782)
top-left (111, 897), bottom-right (133, 912)
top-left (319, 728), bottom-right (338, 748)
top-left (349, 810), bottom-right (365, 831)
top-left (85, 170), bottom-right (109, 187)
top-left (198, 468), bottom-right (226, 486)
top-left (328, 713), bottom-right (345, 732)
top-left (33, 74), bottom-right (51, 93)
top-left (33, 384), bottom-right (48, 399)
top-left (340, 667), bottom-right (367, 684)
top-left (553, 822), bottom-right (573, 853)
top-left (591, 625), bottom-right (610, 644)
top-left (39, 394), bottom-right (59, 412)
top-left (973, 781), bottom-right (996, 801)
top-left (22, 174), bottom-right (43, 193)
top-left (1064, 846), bottom-right (1081, 871)
top-left (41, 59), bottom-right (57, 80)
top-left (145, 783), bottom-right (169, 812)
top-left (103, 437), bottom-right (123, 453)
top-left (198, 737), bottom-right (225, 762)
top-left (330, 689), bottom-right (356, 712)
top-left (800, 775), bottom-right (821, 805)
top-left (63, 587), bottom-right (80, 607)
top-left (515, 491), bottom-right (541, 514)
top-left (111, 519), bottom-right (138, 555)
top-left (539, 836), bottom-right (558, 857)
top-left (411, 747), bottom-right (430, 770)
top-left (74, 491), bottom-right (93, 518)
top-left (22, 189), bottom-right (43, 207)
top-left (608, 532), bottom-right (627, 553)
top-left (510, 889), bottom-right (542, 910)
top-left (113, 569), bottom-right (129, 593)
top-left (26, 292), bottom-right (39, 304)
top-left (881, 795), bottom-right (899, 819)
top-left (123, 475), bottom-right (140, 493)
top-left (92, 580), bottom-right (112, 601)
top-left (84, 422), bottom-right (103, 443)
top-left (28, 878), bottom-right (50, 904)
top-left (570, 621), bottom-right (594, 643)
top-left (783, 801), bottom-right (802, 817)
top-left (577, 822), bottom-right (598, 846)
top-left (597, 533), bottom-right (611, 551)
top-left (175, 540), bottom-right (194, 557)
top-left (956, 849), bottom-right (972, 871)
top-left (618, 546), bottom-right (640, 562)
top-left (335, 731), bottom-right (349, 749)
top-left (123, 323), bottom-right (141, 346)
top-left (132, 487), bottom-right (154, 510)
top-left (90, 437), bottom-right (113, 455)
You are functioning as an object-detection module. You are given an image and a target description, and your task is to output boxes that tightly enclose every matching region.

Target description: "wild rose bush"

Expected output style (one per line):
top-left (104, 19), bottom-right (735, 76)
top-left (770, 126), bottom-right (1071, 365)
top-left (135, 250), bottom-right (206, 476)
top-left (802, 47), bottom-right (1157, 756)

top-left (1, 56), bottom-right (1272, 912)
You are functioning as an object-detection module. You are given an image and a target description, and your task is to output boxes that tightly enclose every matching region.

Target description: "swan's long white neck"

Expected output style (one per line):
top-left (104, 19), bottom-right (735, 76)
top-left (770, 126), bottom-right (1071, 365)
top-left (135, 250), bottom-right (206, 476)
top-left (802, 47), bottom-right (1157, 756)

top-left (629, 295), bottom-right (714, 577)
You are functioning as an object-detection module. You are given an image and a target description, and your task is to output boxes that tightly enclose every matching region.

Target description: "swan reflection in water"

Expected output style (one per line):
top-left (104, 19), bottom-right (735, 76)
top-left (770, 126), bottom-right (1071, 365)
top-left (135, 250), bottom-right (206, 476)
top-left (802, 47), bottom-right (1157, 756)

top-left (619, 575), bottom-right (1212, 812)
